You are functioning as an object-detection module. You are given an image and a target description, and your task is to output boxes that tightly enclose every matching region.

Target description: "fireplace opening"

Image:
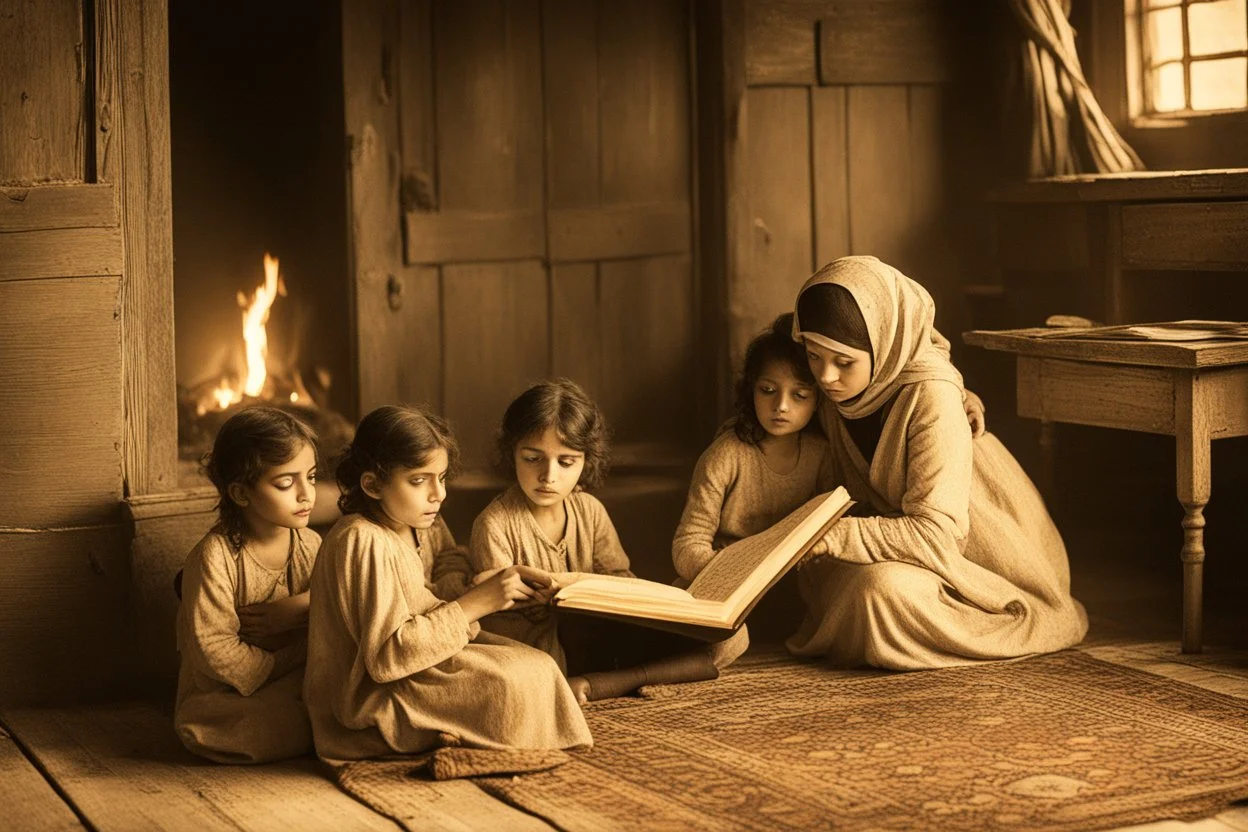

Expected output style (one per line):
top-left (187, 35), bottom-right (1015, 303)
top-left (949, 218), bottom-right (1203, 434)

top-left (170, 2), bottom-right (353, 489)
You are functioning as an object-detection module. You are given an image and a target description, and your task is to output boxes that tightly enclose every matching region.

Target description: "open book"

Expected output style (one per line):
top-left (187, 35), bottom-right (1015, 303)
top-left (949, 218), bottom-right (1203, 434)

top-left (1034, 320), bottom-right (1248, 342)
top-left (550, 487), bottom-right (852, 640)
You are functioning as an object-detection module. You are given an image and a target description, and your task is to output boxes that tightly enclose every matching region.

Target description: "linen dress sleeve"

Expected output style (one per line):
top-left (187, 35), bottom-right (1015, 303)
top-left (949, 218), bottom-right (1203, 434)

top-left (584, 495), bottom-right (634, 578)
top-left (182, 539), bottom-right (277, 696)
top-left (347, 526), bottom-right (476, 685)
top-left (426, 516), bottom-right (473, 600)
top-left (815, 381), bottom-right (972, 573)
top-left (671, 443), bottom-right (732, 582)
top-left (468, 507), bottom-right (518, 574)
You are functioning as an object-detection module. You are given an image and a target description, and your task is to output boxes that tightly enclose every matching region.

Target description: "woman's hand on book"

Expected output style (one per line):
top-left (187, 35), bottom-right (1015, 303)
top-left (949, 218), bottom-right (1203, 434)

top-left (457, 565), bottom-right (557, 621)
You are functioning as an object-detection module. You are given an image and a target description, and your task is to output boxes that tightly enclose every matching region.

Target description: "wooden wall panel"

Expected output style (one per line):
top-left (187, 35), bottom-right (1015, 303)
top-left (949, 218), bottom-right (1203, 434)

top-left (599, 0), bottom-right (690, 204)
top-left (0, 183), bottom-right (116, 231)
top-left (542, 0), bottom-right (600, 210)
top-left (0, 526), bottom-right (134, 705)
top-left (357, 265), bottom-right (443, 413)
top-left (0, 0), bottom-right (86, 186)
top-left (0, 277), bottom-right (124, 527)
top-left (443, 262), bottom-right (549, 469)
top-left (811, 87), bottom-right (849, 268)
top-left (0, 227), bottom-right (123, 280)
top-left (740, 86), bottom-right (811, 365)
top-left (398, 0), bottom-right (436, 210)
top-left (907, 85), bottom-right (956, 324)
top-left (434, 0), bottom-right (543, 213)
top-left (847, 86), bottom-right (911, 265)
top-left (600, 255), bottom-right (695, 447)
top-left (550, 263), bottom-right (602, 400)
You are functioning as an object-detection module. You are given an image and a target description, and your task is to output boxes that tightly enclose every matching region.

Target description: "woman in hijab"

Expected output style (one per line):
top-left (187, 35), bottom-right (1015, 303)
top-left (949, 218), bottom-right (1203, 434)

top-left (788, 256), bottom-right (1087, 669)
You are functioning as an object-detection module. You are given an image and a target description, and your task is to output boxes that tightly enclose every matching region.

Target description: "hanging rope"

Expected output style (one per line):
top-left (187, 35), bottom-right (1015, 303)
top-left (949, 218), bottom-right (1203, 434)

top-left (1009, 0), bottom-right (1145, 176)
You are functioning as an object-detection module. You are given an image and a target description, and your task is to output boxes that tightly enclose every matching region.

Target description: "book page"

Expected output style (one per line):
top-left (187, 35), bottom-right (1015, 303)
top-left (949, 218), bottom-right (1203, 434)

top-left (687, 488), bottom-right (850, 612)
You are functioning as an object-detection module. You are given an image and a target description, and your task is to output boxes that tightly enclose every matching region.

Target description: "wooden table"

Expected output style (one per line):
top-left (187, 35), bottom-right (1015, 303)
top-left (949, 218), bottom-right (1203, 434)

top-left (964, 328), bottom-right (1248, 653)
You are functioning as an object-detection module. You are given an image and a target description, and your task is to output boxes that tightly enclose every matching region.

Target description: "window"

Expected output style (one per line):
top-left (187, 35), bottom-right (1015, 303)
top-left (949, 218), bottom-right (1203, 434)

top-left (1136, 0), bottom-right (1248, 115)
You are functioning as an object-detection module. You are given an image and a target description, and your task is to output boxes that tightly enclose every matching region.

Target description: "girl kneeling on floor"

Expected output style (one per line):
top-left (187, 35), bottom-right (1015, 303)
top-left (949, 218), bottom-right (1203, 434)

top-left (303, 405), bottom-right (591, 764)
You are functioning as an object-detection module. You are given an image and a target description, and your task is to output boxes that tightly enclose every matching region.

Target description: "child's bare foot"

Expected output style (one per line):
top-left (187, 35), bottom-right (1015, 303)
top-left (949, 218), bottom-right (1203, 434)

top-left (567, 675), bottom-right (591, 706)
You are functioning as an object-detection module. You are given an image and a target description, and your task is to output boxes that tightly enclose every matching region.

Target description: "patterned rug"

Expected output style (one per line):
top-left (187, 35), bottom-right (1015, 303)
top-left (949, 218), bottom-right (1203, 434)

top-left (470, 651), bottom-right (1248, 831)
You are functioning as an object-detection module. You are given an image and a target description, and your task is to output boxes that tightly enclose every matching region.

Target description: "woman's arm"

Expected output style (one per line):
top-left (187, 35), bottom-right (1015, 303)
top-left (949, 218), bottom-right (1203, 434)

top-left (813, 382), bottom-right (973, 574)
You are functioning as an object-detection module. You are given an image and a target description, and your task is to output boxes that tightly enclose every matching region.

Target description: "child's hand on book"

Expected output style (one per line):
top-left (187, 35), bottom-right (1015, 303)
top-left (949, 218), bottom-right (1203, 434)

top-left (458, 566), bottom-right (556, 621)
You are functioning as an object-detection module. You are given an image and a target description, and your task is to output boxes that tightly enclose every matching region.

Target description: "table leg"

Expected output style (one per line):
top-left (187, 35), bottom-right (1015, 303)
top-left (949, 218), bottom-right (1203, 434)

top-left (1175, 375), bottom-right (1210, 654)
top-left (1038, 419), bottom-right (1057, 501)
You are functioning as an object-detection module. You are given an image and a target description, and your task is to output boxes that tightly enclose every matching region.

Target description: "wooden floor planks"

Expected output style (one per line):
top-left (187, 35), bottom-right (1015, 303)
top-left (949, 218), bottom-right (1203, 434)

top-left (0, 703), bottom-right (400, 832)
top-left (0, 723), bottom-right (84, 831)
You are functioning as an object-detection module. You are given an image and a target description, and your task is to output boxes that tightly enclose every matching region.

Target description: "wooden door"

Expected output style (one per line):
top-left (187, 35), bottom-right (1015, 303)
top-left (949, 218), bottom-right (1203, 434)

top-left (0, 0), bottom-right (175, 702)
top-left (344, 0), bottom-right (696, 471)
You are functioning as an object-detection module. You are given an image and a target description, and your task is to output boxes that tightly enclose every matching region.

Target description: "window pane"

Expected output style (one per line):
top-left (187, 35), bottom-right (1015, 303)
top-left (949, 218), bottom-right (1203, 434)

top-left (1190, 57), bottom-right (1248, 109)
top-left (1188, 0), bottom-right (1248, 56)
top-left (1146, 7), bottom-right (1185, 64)
top-left (1151, 62), bottom-right (1188, 111)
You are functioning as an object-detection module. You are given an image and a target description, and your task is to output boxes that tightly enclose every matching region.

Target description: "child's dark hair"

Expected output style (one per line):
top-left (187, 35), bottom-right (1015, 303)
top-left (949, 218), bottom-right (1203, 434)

top-left (203, 406), bottom-right (319, 548)
top-left (335, 405), bottom-right (460, 515)
top-left (495, 379), bottom-right (610, 491)
top-left (732, 313), bottom-right (817, 445)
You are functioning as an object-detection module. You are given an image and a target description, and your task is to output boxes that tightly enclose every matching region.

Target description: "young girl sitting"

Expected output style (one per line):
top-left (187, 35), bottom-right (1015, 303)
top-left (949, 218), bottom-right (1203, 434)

top-left (469, 379), bottom-right (721, 703)
top-left (175, 406), bottom-right (322, 764)
top-left (303, 405), bottom-right (591, 764)
top-left (673, 313), bottom-right (831, 584)
top-left (787, 255), bottom-right (1087, 668)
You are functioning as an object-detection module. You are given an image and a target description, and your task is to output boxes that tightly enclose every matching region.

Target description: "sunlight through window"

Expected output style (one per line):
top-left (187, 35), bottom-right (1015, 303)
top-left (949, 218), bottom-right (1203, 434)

top-left (1141, 0), bottom-right (1248, 114)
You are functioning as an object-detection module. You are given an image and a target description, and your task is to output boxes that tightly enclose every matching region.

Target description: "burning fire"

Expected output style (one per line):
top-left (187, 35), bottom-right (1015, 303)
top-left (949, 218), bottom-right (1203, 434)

top-left (195, 252), bottom-right (318, 416)
top-left (241, 253), bottom-right (284, 397)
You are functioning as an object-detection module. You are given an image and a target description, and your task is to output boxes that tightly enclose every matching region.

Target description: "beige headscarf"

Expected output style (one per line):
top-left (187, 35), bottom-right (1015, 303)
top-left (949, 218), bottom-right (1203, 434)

top-left (791, 256), bottom-right (963, 419)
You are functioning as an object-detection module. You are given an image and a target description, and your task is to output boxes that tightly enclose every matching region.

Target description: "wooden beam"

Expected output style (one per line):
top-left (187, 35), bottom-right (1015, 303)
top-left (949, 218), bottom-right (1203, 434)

top-left (404, 209), bottom-right (546, 264)
top-left (0, 227), bottom-right (123, 280)
top-left (547, 202), bottom-right (691, 263)
top-left (818, 0), bottom-right (952, 85)
top-left (344, 0), bottom-right (404, 417)
top-left (1121, 202), bottom-right (1248, 270)
top-left (0, 184), bottom-right (118, 232)
top-left (745, 0), bottom-right (820, 85)
top-left (695, 0), bottom-right (747, 430)
top-left (115, 0), bottom-right (178, 496)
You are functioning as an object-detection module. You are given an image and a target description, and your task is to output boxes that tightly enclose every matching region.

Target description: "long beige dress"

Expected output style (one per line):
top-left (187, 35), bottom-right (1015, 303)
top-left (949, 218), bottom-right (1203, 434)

top-left (304, 513), bottom-right (591, 765)
top-left (174, 526), bottom-right (320, 763)
top-left (787, 256), bottom-right (1088, 669)
top-left (468, 487), bottom-right (633, 671)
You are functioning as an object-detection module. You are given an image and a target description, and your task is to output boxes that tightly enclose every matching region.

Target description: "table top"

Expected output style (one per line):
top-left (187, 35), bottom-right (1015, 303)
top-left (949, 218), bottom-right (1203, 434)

top-left (963, 328), bottom-right (1248, 369)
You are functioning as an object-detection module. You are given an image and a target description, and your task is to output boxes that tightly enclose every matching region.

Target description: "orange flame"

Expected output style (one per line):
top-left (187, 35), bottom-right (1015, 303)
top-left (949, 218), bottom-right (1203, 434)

top-left (239, 253), bottom-right (285, 397)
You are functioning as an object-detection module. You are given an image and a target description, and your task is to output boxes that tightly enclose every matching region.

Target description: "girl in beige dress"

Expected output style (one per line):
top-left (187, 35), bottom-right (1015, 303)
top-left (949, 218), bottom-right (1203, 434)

top-left (303, 405), bottom-right (591, 764)
top-left (469, 380), bottom-right (721, 702)
top-left (175, 407), bottom-right (322, 763)
top-left (787, 256), bottom-right (1088, 669)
